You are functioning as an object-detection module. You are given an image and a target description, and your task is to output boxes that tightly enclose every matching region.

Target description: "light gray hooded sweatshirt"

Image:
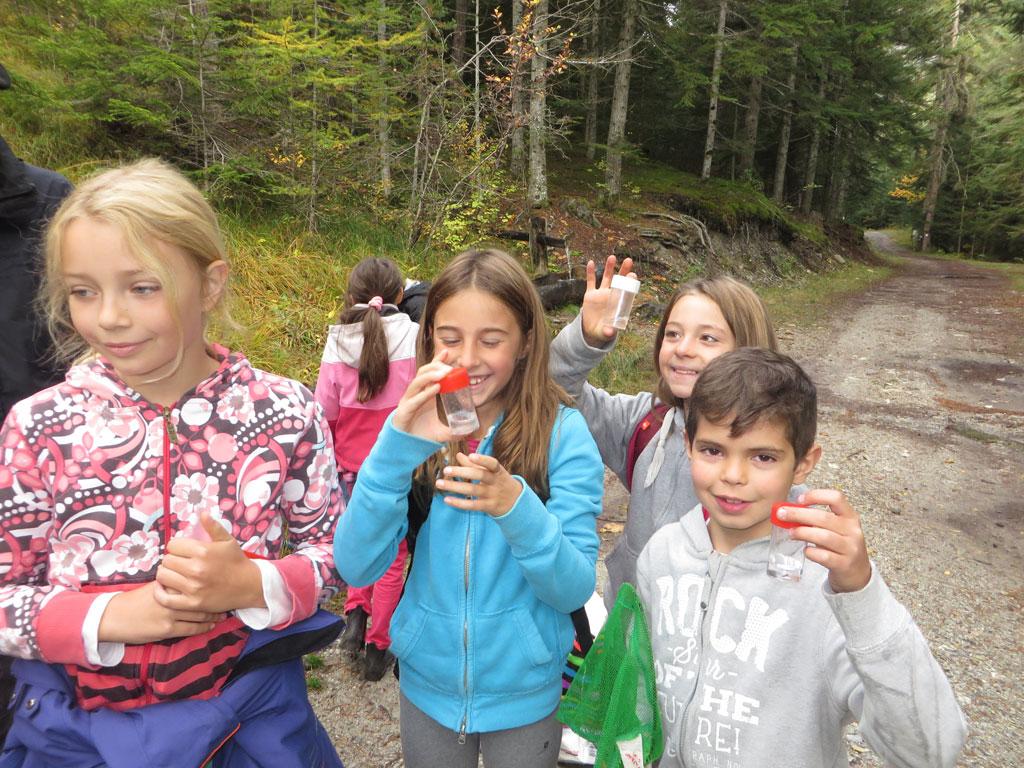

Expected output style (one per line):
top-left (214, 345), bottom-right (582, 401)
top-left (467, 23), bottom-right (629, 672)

top-left (636, 506), bottom-right (967, 768)
top-left (550, 315), bottom-right (697, 612)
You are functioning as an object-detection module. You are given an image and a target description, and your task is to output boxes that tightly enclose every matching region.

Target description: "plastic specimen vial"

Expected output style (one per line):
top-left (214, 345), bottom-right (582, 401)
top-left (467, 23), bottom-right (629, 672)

top-left (438, 367), bottom-right (479, 437)
top-left (767, 502), bottom-right (808, 581)
top-left (603, 274), bottom-right (641, 331)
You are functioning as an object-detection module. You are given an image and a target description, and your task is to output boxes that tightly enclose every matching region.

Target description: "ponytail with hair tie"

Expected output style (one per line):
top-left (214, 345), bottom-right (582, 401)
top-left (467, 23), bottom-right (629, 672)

top-left (353, 295), bottom-right (396, 314)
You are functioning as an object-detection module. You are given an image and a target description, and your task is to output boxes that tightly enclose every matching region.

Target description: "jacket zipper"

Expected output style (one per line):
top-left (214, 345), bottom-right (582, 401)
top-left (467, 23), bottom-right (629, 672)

top-left (143, 405), bottom-right (176, 706)
top-left (459, 514), bottom-right (471, 744)
top-left (161, 406), bottom-right (175, 545)
top-left (680, 562), bottom-right (718, 748)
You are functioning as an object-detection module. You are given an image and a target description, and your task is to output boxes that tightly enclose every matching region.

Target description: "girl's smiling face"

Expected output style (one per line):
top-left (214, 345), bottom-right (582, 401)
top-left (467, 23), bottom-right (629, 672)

top-left (657, 293), bottom-right (736, 401)
top-left (431, 288), bottom-right (528, 434)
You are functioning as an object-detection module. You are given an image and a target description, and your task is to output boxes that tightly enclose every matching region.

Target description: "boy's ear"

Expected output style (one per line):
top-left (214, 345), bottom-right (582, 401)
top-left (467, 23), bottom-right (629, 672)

top-left (203, 260), bottom-right (229, 310)
top-left (792, 442), bottom-right (822, 485)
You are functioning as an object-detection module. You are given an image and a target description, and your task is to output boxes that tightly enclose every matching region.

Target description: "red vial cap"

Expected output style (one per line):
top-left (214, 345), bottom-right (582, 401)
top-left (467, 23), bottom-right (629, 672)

top-left (771, 502), bottom-right (810, 529)
top-left (438, 367), bottom-right (471, 393)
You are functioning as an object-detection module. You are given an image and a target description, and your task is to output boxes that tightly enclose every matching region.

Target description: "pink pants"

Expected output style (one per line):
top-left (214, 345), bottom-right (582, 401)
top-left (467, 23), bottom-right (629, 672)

top-left (343, 538), bottom-right (409, 650)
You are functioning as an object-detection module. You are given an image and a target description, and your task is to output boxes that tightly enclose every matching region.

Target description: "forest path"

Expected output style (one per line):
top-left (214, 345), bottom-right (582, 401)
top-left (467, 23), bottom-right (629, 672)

top-left (778, 231), bottom-right (1023, 766)
top-left (311, 231), bottom-right (1024, 767)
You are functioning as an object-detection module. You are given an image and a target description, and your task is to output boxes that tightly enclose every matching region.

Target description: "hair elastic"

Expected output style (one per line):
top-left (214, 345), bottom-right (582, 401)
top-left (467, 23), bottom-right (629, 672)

top-left (353, 296), bottom-right (395, 313)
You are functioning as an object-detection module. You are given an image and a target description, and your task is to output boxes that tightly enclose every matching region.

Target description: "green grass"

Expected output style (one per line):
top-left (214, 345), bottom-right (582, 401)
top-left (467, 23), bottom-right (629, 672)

top-left (759, 260), bottom-right (896, 327)
top-left (587, 329), bottom-right (656, 396)
top-left (304, 653), bottom-right (325, 670)
top-left (214, 210), bottom-right (425, 386)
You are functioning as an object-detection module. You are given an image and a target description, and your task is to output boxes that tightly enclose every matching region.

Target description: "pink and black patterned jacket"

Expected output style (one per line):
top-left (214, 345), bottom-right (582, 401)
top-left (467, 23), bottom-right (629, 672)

top-left (0, 345), bottom-right (343, 710)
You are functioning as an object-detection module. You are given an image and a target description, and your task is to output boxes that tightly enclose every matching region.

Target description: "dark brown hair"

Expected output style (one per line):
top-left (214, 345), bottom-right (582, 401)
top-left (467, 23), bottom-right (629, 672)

top-left (338, 258), bottom-right (403, 402)
top-left (684, 347), bottom-right (817, 460)
top-left (416, 248), bottom-right (570, 496)
top-left (654, 275), bottom-right (778, 407)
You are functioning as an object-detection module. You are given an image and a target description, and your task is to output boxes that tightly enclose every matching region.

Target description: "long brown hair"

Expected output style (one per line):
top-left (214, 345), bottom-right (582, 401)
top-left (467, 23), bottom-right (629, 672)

top-left (337, 258), bottom-right (403, 402)
top-left (416, 249), bottom-right (570, 496)
top-left (653, 275), bottom-right (778, 408)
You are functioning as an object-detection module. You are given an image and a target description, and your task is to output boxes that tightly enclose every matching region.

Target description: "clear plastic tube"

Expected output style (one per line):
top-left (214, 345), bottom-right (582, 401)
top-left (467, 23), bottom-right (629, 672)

top-left (767, 503), bottom-right (807, 581)
top-left (438, 367), bottom-right (479, 436)
top-left (603, 274), bottom-right (641, 331)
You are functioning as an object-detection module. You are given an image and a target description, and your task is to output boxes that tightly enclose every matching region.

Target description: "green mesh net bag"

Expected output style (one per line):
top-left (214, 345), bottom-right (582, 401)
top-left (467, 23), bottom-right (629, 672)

top-left (557, 583), bottom-right (663, 768)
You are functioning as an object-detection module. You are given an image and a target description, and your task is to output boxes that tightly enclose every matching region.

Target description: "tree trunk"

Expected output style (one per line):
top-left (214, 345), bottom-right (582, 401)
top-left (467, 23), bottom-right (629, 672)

top-left (921, 0), bottom-right (962, 251)
top-left (187, 0), bottom-right (219, 173)
top-left (701, 0), bottom-right (728, 180)
top-left (771, 48), bottom-right (798, 203)
top-left (453, 0), bottom-right (468, 69)
top-left (377, 0), bottom-right (392, 200)
top-left (408, 6), bottom-right (433, 216)
top-left (510, 0), bottom-right (526, 178)
top-left (527, 0), bottom-right (549, 207)
top-left (584, 0), bottom-right (602, 161)
top-left (824, 125), bottom-right (845, 223)
top-left (737, 75), bottom-right (761, 178)
top-left (473, 0), bottom-right (481, 166)
top-left (800, 75), bottom-right (827, 214)
top-left (307, 0), bottom-right (320, 230)
top-left (604, 0), bottom-right (638, 202)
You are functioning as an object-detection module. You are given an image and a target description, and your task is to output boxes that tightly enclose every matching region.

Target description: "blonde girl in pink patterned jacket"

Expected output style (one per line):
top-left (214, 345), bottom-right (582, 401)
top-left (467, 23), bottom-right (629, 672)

top-left (0, 159), bottom-right (344, 719)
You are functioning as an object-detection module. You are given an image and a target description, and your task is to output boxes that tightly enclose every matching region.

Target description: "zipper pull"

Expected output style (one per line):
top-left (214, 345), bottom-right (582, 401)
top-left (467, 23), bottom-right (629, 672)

top-left (162, 406), bottom-right (177, 443)
top-left (458, 718), bottom-right (467, 745)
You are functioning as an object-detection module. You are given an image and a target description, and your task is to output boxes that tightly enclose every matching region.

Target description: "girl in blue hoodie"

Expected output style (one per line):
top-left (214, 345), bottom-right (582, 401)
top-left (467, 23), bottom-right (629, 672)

top-left (334, 249), bottom-right (603, 768)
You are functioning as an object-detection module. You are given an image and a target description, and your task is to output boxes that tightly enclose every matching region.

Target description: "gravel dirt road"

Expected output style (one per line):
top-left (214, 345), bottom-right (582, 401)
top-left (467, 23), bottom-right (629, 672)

top-left (311, 232), bottom-right (1024, 767)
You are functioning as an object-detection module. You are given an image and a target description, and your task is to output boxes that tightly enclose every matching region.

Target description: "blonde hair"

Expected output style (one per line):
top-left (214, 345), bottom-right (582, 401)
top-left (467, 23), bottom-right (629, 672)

top-left (653, 275), bottom-right (778, 407)
top-left (41, 158), bottom-right (231, 365)
top-left (416, 249), bottom-right (570, 496)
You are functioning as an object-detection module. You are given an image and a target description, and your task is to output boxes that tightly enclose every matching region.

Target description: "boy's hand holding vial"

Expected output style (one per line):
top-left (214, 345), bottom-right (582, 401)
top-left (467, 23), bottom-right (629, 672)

top-left (773, 489), bottom-right (872, 594)
top-left (435, 452), bottom-right (524, 518)
top-left (580, 255), bottom-right (637, 347)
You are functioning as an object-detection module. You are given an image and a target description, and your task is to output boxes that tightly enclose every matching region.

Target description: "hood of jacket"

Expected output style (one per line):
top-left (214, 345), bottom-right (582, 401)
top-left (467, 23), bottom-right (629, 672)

top-left (60, 343), bottom-right (249, 412)
top-left (323, 312), bottom-right (417, 368)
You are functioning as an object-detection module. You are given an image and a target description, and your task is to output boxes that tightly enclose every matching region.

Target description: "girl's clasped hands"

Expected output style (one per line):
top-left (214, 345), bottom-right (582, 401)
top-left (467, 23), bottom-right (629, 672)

top-left (98, 511), bottom-right (265, 644)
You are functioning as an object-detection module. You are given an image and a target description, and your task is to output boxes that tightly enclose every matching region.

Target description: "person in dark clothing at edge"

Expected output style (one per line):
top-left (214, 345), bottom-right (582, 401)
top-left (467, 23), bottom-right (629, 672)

top-left (0, 62), bottom-right (73, 745)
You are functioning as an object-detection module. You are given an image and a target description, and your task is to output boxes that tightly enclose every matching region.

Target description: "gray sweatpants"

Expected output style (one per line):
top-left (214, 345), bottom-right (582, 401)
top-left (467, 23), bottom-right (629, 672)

top-left (399, 690), bottom-right (561, 768)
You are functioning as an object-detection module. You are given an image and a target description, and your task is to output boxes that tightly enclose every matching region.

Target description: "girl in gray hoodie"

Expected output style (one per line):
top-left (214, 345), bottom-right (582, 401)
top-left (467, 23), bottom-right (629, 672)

top-left (550, 258), bottom-right (781, 611)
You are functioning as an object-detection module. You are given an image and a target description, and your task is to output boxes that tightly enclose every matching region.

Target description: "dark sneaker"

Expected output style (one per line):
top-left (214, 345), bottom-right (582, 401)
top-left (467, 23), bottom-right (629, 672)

top-left (363, 644), bottom-right (394, 682)
top-left (339, 606), bottom-right (368, 658)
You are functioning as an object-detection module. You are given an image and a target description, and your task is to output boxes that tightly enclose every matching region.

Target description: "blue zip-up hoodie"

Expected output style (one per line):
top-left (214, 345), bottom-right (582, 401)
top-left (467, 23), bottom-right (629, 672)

top-left (334, 406), bottom-right (603, 734)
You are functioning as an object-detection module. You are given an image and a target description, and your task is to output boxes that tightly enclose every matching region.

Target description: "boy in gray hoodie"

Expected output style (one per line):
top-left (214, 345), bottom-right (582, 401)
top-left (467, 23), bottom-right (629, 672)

top-left (636, 348), bottom-right (966, 768)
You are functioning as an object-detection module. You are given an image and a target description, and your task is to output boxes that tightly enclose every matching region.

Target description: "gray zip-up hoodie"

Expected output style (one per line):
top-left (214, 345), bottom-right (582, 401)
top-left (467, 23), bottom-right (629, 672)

top-left (636, 506), bottom-right (967, 768)
top-left (550, 315), bottom-right (696, 612)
